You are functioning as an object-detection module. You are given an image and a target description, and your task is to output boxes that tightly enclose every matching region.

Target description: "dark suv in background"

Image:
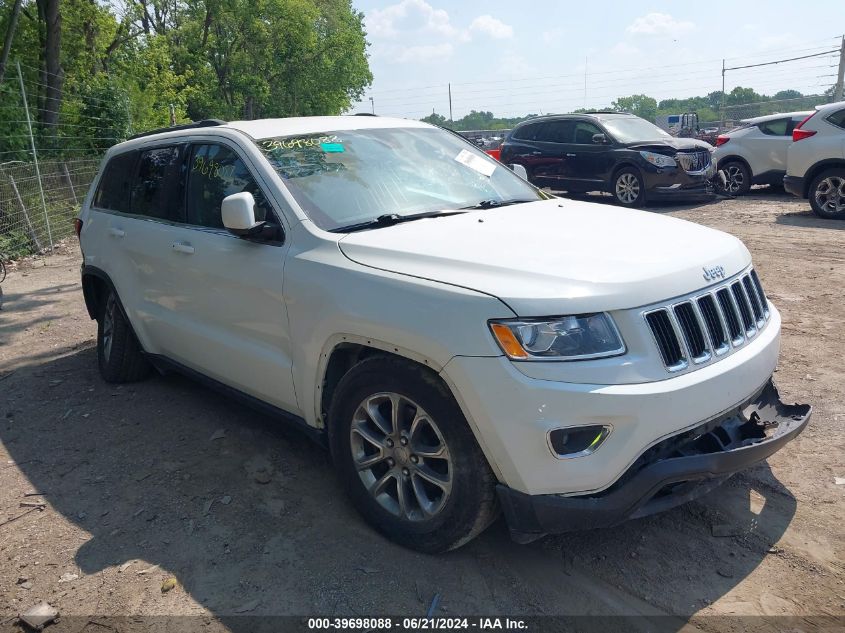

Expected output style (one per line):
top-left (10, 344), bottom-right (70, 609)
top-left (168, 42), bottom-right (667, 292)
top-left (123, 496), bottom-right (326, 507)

top-left (500, 112), bottom-right (717, 207)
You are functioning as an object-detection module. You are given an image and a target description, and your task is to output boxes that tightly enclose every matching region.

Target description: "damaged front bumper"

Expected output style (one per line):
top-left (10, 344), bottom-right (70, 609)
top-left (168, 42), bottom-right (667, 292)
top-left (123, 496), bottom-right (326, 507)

top-left (497, 380), bottom-right (811, 541)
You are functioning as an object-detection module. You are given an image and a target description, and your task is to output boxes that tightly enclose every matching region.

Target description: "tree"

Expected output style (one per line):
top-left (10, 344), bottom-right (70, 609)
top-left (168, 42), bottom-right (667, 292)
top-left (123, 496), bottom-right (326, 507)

top-left (421, 112), bottom-right (447, 126)
top-left (726, 86), bottom-right (763, 106)
top-left (611, 94), bottom-right (657, 121)
top-left (35, 0), bottom-right (62, 128)
top-left (0, 0), bottom-right (22, 83)
top-left (170, 0), bottom-right (371, 119)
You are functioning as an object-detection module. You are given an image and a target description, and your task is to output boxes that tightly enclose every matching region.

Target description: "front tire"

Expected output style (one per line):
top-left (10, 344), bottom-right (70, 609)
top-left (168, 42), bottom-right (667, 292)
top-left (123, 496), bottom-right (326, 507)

top-left (612, 168), bottom-right (645, 207)
top-left (97, 290), bottom-right (151, 383)
top-left (717, 160), bottom-right (751, 196)
top-left (328, 356), bottom-right (498, 553)
top-left (808, 168), bottom-right (845, 219)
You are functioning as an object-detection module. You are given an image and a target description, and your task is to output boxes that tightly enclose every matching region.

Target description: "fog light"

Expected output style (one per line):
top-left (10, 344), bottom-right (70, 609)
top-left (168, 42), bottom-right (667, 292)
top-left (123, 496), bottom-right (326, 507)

top-left (548, 425), bottom-right (611, 458)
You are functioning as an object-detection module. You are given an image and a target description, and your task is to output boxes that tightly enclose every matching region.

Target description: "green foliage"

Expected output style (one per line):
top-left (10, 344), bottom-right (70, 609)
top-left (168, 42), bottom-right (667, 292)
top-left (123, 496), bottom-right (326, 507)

top-left (421, 112), bottom-right (447, 126)
top-left (0, 229), bottom-right (33, 259)
top-left (433, 84), bottom-right (823, 132)
top-left (611, 94), bottom-right (657, 121)
top-left (0, 0), bottom-right (372, 156)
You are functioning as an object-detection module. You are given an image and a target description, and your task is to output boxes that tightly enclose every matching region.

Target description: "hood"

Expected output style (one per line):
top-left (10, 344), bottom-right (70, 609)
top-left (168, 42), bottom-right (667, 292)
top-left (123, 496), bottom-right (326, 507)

top-left (628, 138), bottom-right (714, 152)
top-left (338, 199), bottom-right (751, 316)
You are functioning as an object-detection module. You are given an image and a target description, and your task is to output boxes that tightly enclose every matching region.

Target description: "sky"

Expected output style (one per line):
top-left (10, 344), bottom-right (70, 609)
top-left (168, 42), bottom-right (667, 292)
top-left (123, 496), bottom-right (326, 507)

top-left (348, 0), bottom-right (845, 119)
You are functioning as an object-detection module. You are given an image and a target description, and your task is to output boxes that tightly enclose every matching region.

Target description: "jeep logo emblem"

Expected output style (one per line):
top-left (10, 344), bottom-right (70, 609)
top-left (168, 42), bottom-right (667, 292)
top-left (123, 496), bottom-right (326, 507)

top-left (703, 265), bottom-right (726, 281)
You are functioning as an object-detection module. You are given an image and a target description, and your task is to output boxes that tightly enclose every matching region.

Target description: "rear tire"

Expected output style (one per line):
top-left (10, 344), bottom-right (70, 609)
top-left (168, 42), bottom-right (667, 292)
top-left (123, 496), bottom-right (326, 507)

top-left (97, 290), bottom-right (151, 383)
top-left (718, 160), bottom-right (751, 196)
top-left (328, 356), bottom-right (499, 553)
top-left (612, 168), bottom-right (645, 207)
top-left (808, 168), bottom-right (845, 219)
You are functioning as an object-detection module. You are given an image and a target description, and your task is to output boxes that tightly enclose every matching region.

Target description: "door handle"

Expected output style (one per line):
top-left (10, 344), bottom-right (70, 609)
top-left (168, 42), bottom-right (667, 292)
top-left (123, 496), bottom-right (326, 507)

top-left (108, 228), bottom-right (125, 238)
top-left (531, 151), bottom-right (543, 155)
top-left (172, 242), bottom-right (195, 255)
top-left (566, 153), bottom-right (577, 157)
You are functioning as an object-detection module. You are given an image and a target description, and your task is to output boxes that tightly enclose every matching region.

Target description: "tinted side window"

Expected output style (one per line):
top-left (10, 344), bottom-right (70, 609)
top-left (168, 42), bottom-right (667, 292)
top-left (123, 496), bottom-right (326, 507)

top-left (573, 121), bottom-right (603, 144)
top-left (513, 122), bottom-right (542, 141)
top-left (93, 151), bottom-right (138, 212)
top-left (827, 108), bottom-right (845, 129)
top-left (186, 144), bottom-right (272, 229)
top-left (758, 119), bottom-right (789, 136)
top-left (538, 121), bottom-right (574, 143)
top-left (129, 147), bottom-right (183, 220)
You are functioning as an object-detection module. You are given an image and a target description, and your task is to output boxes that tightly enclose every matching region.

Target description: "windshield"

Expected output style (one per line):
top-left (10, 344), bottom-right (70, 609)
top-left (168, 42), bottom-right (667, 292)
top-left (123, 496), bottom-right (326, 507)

top-left (601, 117), bottom-right (674, 143)
top-left (255, 127), bottom-right (541, 231)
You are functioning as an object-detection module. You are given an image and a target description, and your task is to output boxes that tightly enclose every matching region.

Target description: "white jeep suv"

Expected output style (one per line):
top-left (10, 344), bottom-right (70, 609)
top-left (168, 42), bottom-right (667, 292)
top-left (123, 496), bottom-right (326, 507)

top-left (714, 111), bottom-right (811, 195)
top-left (784, 101), bottom-right (845, 218)
top-left (77, 116), bottom-right (811, 552)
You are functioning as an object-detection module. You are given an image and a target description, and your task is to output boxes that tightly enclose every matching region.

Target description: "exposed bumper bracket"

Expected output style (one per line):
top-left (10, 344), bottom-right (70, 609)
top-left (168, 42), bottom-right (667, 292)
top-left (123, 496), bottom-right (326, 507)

top-left (497, 379), bottom-right (811, 540)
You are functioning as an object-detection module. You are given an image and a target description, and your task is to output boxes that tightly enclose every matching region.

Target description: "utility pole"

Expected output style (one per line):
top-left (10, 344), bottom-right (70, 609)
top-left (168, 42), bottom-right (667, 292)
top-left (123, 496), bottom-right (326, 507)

top-left (720, 59), bottom-right (726, 129)
top-left (583, 57), bottom-right (588, 110)
top-left (368, 96), bottom-right (374, 114)
top-left (448, 83), bottom-right (453, 123)
top-left (834, 35), bottom-right (845, 102)
top-left (169, 103), bottom-right (176, 126)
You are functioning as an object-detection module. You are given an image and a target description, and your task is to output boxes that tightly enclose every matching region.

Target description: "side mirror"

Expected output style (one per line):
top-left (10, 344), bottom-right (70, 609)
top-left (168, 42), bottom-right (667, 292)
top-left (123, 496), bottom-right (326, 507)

top-left (222, 192), bottom-right (278, 241)
top-left (508, 164), bottom-right (529, 180)
top-left (592, 133), bottom-right (608, 144)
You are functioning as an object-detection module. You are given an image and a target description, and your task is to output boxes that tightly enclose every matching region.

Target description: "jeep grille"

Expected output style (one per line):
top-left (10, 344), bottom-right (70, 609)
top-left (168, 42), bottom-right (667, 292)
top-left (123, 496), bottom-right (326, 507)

top-left (644, 269), bottom-right (769, 372)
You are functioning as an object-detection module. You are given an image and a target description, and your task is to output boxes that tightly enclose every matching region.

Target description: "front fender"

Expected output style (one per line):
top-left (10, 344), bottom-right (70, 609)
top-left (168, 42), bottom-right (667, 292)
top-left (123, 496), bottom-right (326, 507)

top-left (283, 235), bottom-right (513, 428)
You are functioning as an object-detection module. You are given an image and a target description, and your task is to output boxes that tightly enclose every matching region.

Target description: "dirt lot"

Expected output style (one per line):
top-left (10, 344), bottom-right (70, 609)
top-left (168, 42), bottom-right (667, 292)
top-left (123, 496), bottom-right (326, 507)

top-left (0, 190), bottom-right (843, 631)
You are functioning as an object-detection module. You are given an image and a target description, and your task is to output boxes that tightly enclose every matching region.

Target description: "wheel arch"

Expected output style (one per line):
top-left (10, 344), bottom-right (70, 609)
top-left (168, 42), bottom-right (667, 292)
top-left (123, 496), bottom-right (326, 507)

top-left (716, 154), bottom-right (752, 174)
top-left (81, 266), bottom-right (129, 322)
top-left (608, 161), bottom-right (643, 191)
top-left (316, 334), bottom-right (447, 430)
top-left (318, 340), bottom-right (507, 488)
top-left (804, 160), bottom-right (845, 197)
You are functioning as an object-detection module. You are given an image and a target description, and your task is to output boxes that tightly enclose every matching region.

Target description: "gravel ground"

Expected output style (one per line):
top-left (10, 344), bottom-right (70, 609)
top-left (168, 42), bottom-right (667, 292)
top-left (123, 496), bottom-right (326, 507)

top-left (0, 189), bottom-right (842, 631)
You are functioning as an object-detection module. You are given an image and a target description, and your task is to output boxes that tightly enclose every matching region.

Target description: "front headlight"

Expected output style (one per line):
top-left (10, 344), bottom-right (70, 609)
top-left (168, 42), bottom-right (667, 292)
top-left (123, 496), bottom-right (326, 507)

top-left (489, 313), bottom-right (625, 361)
top-left (639, 150), bottom-right (677, 168)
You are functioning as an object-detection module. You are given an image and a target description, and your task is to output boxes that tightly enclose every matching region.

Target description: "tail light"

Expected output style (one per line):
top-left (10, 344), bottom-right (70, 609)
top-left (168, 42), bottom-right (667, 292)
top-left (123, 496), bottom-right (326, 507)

top-left (715, 135), bottom-right (729, 147)
top-left (485, 148), bottom-right (502, 161)
top-left (73, 218), bottom-right (83, 239)
top-left (792, 112), bottom-right (818, 142)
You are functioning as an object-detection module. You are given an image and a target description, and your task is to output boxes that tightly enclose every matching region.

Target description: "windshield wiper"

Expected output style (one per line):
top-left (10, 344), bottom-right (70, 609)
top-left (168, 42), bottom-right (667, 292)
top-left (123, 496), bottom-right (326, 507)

top-left (330, 210), bottom-right (467, 233)
top-left (459, 198), bottom-right (538, 210)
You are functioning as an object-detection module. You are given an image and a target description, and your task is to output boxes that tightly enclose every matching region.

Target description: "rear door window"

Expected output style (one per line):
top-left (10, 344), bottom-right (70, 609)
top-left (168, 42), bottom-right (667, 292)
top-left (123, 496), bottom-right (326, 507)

top-left (185, 144), bottom-right (272, 229)
top-left (513, 122), bottom-right (544, 141)
top-left (537, 121), bottom-right (574, 144)
top-left (757, 118), bottom-right (790, 136)
top-left (93, 151), bottom-right (139, 212)
top-left (129, 146), bottom-right (184, 220)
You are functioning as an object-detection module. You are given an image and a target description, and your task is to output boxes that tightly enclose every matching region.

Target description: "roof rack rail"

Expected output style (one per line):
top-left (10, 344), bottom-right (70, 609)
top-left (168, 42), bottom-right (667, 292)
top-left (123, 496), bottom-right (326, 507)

top-left (128, 119), bottom-right (227, 141)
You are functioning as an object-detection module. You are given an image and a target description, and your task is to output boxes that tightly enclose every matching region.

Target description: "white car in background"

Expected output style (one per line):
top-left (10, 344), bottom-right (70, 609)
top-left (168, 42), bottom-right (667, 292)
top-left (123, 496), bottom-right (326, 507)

top-left (714, 111), bottom-right (812, 195)
top-left (784, 101), bottom-right (845, 218)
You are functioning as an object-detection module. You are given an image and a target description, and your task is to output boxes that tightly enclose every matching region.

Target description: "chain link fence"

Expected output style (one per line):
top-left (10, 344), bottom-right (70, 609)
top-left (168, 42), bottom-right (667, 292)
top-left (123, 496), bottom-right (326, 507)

top-left (719, 93), bottom-right (834, 127)
top-left (0, 158), bottom-right (101, 258)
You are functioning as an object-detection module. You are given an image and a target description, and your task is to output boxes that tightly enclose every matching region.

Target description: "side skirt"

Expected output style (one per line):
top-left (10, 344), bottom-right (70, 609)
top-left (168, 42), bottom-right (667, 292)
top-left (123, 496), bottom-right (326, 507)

top-left (145, 353), bottom-right (327, 449)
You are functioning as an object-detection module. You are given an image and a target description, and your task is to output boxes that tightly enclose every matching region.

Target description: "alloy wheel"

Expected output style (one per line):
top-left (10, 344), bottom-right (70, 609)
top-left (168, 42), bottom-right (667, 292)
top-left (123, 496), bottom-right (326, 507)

top-left (102, 294), bottom-right (115, 362)
top-left (350, 392), bottom-right (452, 521)
top-left (814, 176), bottom-right (845, 215)
top-left (723, 165), bottom-right (745, 194)
top-left (615, 172), bottom-right (640, 204)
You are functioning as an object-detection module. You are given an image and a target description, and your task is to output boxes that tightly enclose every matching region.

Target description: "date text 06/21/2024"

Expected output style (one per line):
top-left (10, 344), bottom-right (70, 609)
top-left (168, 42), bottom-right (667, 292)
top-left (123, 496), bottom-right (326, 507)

top-left (306, 617), bottom-right (528, 630)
